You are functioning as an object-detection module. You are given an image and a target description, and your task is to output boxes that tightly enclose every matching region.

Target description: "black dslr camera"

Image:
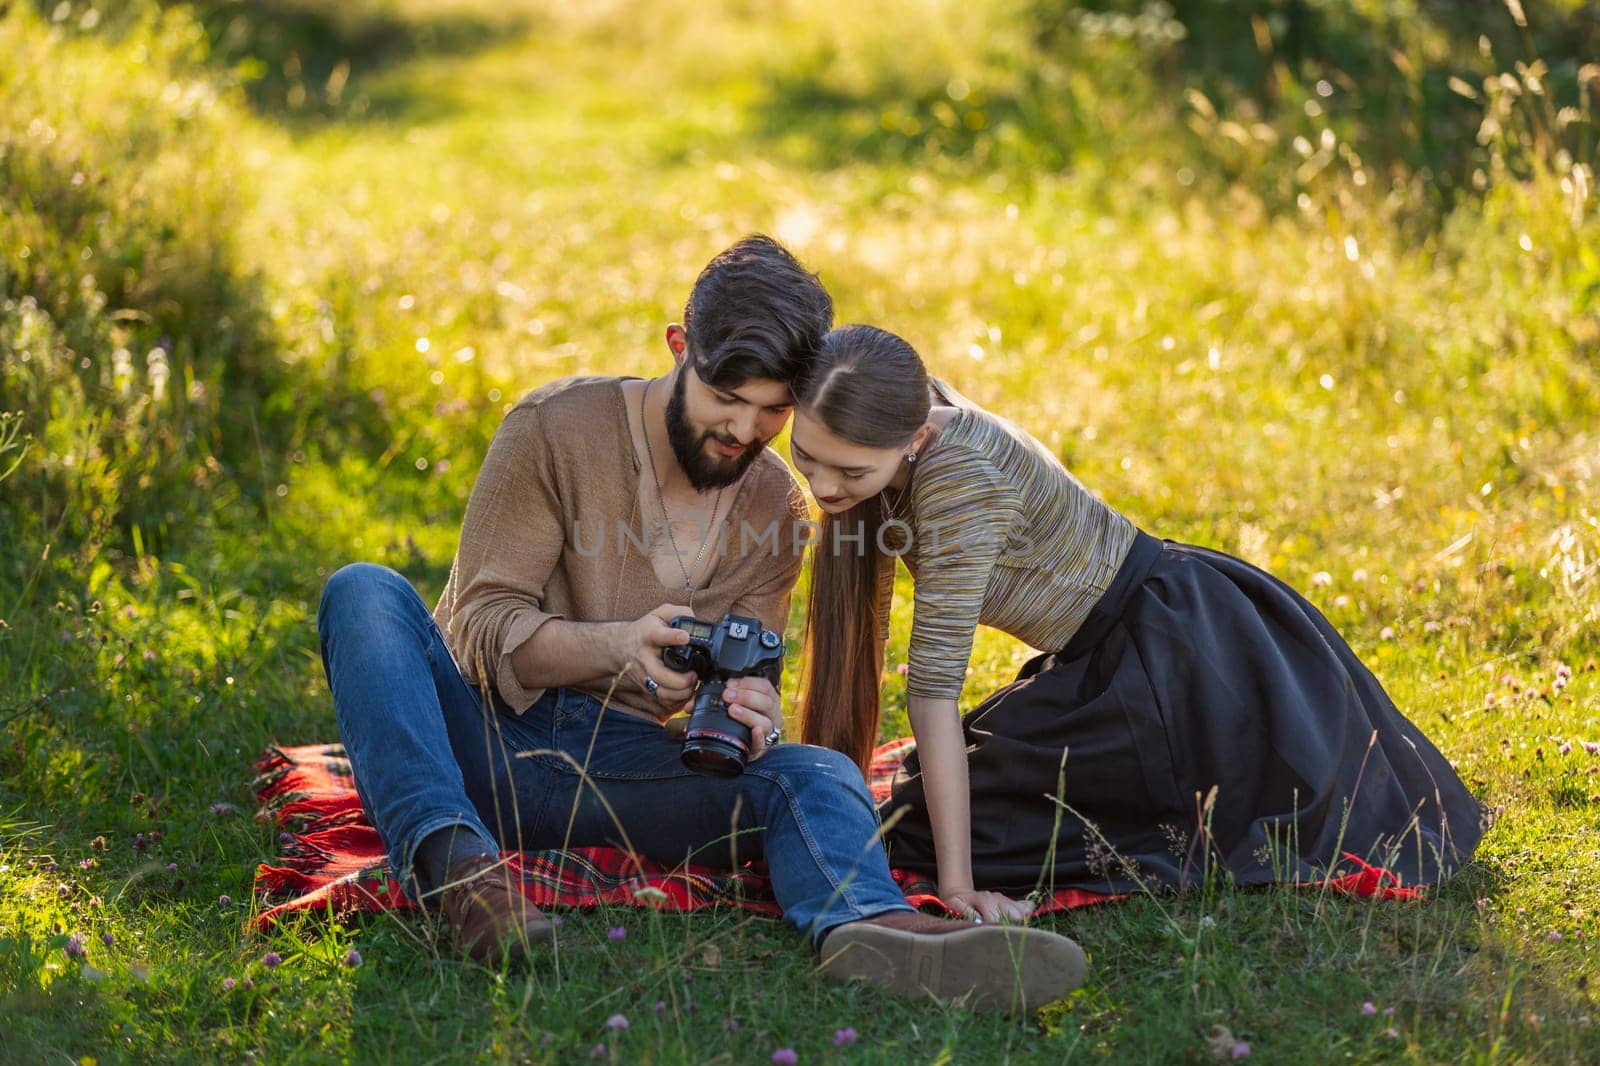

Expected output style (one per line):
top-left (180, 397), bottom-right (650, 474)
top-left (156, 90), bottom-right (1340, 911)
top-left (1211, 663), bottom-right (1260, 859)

top-left (662, 612), bottom-right (784, 778)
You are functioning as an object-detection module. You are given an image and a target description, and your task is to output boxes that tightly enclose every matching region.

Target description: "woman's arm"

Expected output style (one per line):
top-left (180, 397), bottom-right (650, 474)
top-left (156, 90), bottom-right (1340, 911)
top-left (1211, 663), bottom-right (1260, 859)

top-left (906, 692), bottom-right (1034, 923)
top-left (905, 693), bottom-right (977, 892)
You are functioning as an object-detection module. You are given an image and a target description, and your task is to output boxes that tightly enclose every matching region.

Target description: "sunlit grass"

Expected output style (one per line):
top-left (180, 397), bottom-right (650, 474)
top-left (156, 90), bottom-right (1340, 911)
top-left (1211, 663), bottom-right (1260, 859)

top-left (3, 0), bottom-right (1599, 1061)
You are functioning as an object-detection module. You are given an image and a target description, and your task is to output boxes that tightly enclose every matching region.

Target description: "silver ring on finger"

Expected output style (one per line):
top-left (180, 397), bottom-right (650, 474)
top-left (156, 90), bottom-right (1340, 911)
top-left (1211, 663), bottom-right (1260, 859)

top-left (762, 725), bottom-right (781, 747)
top-left (644, 677), bottom-right (660, 695)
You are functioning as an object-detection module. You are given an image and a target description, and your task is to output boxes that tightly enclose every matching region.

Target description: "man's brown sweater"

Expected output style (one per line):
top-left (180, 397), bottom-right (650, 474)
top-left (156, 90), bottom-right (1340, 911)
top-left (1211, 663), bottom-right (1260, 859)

top-left (433, 376), bottom-right (810, 721)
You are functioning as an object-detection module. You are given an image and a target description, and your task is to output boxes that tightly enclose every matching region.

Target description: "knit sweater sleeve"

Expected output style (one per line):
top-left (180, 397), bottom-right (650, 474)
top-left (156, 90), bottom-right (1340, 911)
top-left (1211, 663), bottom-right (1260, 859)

top-left (438, 403), bottom-right (567, 711)
top-left (905, 451), bottom-right (1022, 701)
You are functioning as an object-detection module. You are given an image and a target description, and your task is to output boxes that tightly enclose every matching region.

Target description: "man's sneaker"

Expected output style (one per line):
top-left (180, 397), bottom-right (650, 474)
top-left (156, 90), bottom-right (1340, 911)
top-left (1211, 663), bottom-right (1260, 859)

top-left (436, 854), bottom-right (554, 965)
top-left (818, 909), bottom-right (1086, 1013)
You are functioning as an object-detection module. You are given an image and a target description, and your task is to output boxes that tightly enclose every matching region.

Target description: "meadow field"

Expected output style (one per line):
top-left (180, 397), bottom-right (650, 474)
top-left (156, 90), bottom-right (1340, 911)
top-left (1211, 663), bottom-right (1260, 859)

top-left (3, 0), bottom-right (1599, 1060)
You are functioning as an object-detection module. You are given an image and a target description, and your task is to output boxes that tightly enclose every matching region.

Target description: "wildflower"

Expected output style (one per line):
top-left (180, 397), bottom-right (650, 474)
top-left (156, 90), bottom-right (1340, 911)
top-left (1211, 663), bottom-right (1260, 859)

top-left (278, 832), bottom-right (294, 844)
top-left (100, 932), bottom-right (113, 948)
top-left (834, 1027), bottom-right (858, 1047)
top-left (1384, 1027), bottom-right (1400, 1038)
top-left (1556, 663), bottom-right (1573, 680)
top-left (1231, 1043), bottom-right (1251, 1060)
top-left (1476, 898), bottom-right (1490, 910)
top-left (219, 895), bottom-right (232, 906)
top-left (589, 1044), bottom-right (607, 1061)
top-left (132, 833), bottom-right (148, 851)
top-left (653, 1000), bottom-right (666, 1013)
top-left (344, 948), bottom-right (362, 968)
top-left (1352, 568), bottom-right (1368, 582)
top-left (1311, 571), bottom-right (1332, 588)
top-left (1582, 741), bottom-right (1600, 756)
top-left (772, 1050), bottom-right (798, 1065)
top-left (550, 915), bottom-right (564, 927)
top-left (242, 976), bottom-right (254, 990)
top-left (607, 1014), bottom-right (629, 1031)
top-left (724, 1019), bottom-right (739, 1033)
top-left (1423, 620), bottom-right (1441, 633)
top-left (210, 802), bottom-right (234, 816)
top-left (1379, 626), bottom-right (1396, 640)
top-left (164, 863), bottom-right (178, 873)
top-left (64, 933), bottom-right (88, 960)
top-left (1561, 743), bottom-right (1573, 755)
top-left (896, 663), bottom-right (909, 676)
top-left (1383, 1007), bottom-right (1394, 1017)
top-left (223, 977), bottom-right (236, 991)
top-left (1361, 1002), bottom-right (1377, 1016)
top-left (79, 858), bottom-right (95, 869)
top-left (261, 951), bottom-right (282, 968)
top-left (607, 926), bottom-right (626, 941)
top-left (1548, 931), bottom-right (1564, 942)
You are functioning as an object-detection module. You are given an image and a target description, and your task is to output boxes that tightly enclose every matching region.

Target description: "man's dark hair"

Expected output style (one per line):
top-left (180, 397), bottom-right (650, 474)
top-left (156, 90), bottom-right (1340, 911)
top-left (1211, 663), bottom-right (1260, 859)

top-left (682, 234), bottom-right (833, 388)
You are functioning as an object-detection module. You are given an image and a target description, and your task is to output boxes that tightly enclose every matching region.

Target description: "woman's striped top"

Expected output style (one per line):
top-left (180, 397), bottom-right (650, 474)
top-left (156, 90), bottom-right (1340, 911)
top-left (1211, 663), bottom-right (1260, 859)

top-left (876, 381), bottom-right (1137, 701)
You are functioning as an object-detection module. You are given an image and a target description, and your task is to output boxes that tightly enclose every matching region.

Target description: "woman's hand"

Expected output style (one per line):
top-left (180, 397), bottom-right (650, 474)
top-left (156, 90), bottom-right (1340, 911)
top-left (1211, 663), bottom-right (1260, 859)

top-left (941, 887), bottom-right (1035, 924)
top-left (723, 676), bottom-right (784, 760)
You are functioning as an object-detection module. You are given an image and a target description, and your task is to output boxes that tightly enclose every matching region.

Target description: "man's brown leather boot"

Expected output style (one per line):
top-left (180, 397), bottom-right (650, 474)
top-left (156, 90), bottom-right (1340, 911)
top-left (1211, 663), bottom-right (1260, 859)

top-left (818, 910), bottom-right (1086, 1013)
top-left (436, 854), bottom-right (555, 965)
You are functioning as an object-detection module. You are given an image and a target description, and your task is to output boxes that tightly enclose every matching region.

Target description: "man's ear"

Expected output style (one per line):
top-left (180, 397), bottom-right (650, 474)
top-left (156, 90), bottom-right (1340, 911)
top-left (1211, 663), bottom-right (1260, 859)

top-left (665, 324), bottom-right (688, 366)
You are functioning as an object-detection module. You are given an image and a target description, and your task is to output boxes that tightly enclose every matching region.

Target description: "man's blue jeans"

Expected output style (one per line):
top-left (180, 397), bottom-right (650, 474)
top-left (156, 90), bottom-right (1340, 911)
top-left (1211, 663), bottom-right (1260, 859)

top-left (316, 563), bottom-right (912, 948)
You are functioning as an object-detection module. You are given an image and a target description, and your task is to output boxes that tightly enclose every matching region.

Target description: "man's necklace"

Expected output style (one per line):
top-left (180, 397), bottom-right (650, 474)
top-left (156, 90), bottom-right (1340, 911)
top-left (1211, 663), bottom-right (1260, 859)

top-left (641, 379), bottom-right (725, 607)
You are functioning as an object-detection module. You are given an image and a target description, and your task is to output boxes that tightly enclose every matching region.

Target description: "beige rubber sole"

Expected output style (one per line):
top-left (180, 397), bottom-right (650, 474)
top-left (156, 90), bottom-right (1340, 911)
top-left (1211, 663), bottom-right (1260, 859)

top-left (817, 922), bottom-right (1087, 1013)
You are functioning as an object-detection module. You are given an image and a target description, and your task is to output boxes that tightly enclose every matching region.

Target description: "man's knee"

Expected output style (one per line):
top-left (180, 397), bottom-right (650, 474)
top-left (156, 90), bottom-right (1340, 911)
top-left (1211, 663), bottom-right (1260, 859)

top-left (318, 562), bottom-right (410, 634)
top-left (756, 743), bottom-right (872, 800)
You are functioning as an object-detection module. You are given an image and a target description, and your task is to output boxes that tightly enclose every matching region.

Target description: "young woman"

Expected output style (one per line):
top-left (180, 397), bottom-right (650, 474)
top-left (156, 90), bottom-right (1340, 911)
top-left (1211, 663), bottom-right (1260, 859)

top-left (791, 325), bottom-right (1484, 923)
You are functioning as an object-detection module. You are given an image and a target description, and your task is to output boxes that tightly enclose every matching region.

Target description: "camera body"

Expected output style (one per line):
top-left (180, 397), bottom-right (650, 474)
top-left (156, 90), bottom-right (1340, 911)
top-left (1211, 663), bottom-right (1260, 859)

top-left (662, 612), bottom-right (784, 777)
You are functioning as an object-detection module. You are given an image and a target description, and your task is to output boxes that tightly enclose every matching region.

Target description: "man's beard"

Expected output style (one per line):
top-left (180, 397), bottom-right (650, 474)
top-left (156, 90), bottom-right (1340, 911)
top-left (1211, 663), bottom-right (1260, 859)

top-left (665, 369), bottom-right (766, 491)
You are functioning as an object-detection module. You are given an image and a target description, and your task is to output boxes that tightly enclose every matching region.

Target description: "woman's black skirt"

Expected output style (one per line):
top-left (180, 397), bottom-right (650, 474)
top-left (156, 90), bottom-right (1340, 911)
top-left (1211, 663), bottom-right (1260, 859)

top-left (881, 532), bottom-right (1487, 894)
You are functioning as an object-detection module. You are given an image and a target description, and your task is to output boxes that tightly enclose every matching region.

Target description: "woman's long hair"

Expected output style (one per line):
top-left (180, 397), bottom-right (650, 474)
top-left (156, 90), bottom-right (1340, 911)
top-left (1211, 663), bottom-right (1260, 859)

top-left (796, 325), bottom-right (930, 773)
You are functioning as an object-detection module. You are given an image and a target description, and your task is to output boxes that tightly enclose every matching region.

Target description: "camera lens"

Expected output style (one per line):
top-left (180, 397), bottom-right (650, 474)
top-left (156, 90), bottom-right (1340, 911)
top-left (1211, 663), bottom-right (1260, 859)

top-left (680, 682), bottom-right (750, 777)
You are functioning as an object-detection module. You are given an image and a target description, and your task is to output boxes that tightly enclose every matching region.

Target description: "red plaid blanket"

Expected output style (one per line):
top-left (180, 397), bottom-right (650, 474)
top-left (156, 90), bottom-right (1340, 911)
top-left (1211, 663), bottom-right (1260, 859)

top-left (252, 738), bottom-right (1416, 930)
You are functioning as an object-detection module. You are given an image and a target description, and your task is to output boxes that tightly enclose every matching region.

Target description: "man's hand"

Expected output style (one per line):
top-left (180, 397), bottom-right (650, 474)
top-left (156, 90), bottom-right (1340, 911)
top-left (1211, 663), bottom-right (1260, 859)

top-left (614, 604), bottom-right (698, 714)
top-left (723, 676), bottom-right (784, 760)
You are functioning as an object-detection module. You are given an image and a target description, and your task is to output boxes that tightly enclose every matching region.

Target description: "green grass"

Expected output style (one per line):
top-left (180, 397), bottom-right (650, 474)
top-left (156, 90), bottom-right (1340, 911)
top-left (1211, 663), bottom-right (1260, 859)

top-left (3, 0), bottom-right (1599, 1061)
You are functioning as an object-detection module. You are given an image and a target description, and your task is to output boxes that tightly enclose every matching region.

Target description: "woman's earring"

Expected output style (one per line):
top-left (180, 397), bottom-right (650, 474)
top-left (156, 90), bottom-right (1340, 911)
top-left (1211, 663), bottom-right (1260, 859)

top-left (905, 452), bottom-right (917, 463)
